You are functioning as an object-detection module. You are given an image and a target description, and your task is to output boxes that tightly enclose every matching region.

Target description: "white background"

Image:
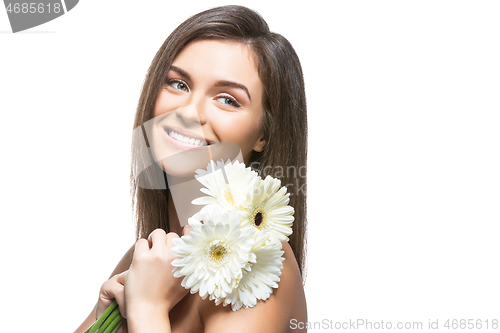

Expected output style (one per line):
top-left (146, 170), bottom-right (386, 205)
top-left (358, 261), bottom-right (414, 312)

top-left (1, 1), bottom-right (499, 332)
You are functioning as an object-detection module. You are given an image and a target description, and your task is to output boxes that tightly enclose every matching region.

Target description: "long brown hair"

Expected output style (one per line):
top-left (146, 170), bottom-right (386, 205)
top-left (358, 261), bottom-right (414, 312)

top-left (130, 5), bottom-right (308, 277)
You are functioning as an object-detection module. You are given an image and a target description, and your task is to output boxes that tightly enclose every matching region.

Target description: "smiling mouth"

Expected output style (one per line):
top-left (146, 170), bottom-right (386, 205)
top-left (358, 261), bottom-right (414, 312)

top-left (165, 128), bottom-right (212, 147)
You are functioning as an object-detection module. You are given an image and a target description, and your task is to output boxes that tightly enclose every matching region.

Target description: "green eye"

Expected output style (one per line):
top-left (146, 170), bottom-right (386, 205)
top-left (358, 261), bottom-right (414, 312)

top-left (168, 79), bottom-right (188, 92)
top-left (216, 95), bottom-right (240, 108)
top-left (219, 97), bottom-right (234, 105)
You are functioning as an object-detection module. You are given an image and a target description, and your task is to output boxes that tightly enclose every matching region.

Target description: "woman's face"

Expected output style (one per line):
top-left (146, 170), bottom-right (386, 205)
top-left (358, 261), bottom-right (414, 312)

top-left (149, 39), bottom-right (265, 176)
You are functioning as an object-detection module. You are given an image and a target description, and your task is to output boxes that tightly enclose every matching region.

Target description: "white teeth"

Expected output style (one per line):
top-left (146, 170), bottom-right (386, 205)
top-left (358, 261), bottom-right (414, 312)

top-left (167, 130), bottom-right (206, 146)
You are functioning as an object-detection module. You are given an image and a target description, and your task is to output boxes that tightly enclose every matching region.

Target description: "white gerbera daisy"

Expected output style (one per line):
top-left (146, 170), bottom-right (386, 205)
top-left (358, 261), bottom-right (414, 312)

top-left (239, 175), bottom-right (295, 245)
top-left (192, 159), bottom-right (258, 212)
top-left (215, 240), bottom-right (285, 311)
top-left (171, 210), bottom-right (256, 300)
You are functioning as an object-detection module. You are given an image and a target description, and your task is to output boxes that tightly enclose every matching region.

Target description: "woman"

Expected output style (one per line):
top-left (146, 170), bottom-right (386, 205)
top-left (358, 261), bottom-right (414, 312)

top-left (75, 5), bottom-right (307, 332)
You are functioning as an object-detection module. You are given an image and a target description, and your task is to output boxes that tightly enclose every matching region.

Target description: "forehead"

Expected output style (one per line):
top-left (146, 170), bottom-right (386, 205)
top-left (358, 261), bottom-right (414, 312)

top-left (171, 39), bottom-right (262, 90)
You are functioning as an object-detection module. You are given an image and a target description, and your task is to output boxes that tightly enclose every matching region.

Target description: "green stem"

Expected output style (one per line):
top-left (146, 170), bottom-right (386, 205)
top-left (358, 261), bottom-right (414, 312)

top-left (84, 300), bottom-right (119, 333)
top-left (103, 315), bottom-right (124, 333)
top-left (97, 307), bottom-right (120, 333)
top-left (109, 318), bottom-right (124, 333)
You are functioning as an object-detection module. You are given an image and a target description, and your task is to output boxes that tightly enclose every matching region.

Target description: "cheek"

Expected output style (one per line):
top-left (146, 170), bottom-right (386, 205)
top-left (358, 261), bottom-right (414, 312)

top-left (153, 91), bottom-right (167, 118)
top-left (153, 89), bottom-right (184, 118)
top-left (210, 112), bottom-right (261, 151)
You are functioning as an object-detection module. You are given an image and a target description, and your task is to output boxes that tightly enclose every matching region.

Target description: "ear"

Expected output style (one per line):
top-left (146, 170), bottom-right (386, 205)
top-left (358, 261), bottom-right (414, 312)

top-left (252, 133), bottom-right (266, 153)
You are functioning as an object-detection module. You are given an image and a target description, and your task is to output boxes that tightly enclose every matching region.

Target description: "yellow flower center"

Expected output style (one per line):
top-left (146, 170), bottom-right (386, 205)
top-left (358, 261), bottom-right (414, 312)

top-left (205, 240), bottom-right (230, 268)
top-left (211, 246), bottom-right (226, 260)
top-left (224, 189), bottom-right (235, 205)
top-left (250, 206), bottom-right (267, 230)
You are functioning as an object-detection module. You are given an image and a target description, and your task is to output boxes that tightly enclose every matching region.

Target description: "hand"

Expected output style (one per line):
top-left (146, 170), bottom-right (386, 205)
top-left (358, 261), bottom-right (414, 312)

top-left (96, 270), bottom-right (128, 333)
top-left (124, 227), bottom-right (191, 323)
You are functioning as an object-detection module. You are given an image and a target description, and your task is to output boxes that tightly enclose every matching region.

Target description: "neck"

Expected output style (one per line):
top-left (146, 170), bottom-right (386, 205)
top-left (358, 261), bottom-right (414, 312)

top-left (166, 173), bottom-right (204, 235)
top-left (167, 190), bottom-right (183, 235)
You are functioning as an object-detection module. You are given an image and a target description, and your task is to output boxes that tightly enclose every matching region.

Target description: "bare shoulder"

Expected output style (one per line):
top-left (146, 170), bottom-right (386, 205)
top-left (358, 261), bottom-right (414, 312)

top-left (199, 242), bottom-right (307, 333)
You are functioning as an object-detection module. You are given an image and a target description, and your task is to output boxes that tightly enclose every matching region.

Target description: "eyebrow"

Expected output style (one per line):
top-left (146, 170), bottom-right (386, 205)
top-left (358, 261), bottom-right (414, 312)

top-left (169, 66), bottom-right (252, 101)
top-left (170, 66), bottom-right (191, 81)
top-left (214, 81), bottom-right (251, 101)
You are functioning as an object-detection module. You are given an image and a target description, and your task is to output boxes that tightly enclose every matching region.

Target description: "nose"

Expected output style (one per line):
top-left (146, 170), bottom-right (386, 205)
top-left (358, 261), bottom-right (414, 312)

top-left (174, 99), bottom-right (207, 125)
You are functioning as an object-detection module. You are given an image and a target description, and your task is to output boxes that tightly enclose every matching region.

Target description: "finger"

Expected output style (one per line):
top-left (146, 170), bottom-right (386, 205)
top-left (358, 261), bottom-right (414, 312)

top-left (166, 232), bottom-right (180, 252)
top-left (105, 271), bottom-right (128, 318)
top-left (166, 231), bottom-right (180, 243)
top-left (135, 238), bottom-right (149, 253)
top-left (148, 228), bottom-right (167, 249)
top-left (114, 270), bottom-right (128, 286)
top-left (98, 275), bottom-right (126, 319)
top-left (99, 278), bottom-right (122, 301)
top-left (182, 225), bottom-right (193, 236)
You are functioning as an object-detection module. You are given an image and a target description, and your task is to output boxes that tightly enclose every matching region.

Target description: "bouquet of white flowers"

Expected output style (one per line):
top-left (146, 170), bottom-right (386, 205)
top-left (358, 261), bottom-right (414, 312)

top-left (172, 159), bottom-right (294, 310)
top-left (85, 160), bottom-right (294, 331)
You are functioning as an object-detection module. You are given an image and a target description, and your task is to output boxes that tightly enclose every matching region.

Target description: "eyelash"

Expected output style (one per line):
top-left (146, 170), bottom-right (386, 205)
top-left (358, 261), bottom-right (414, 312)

top-left (216, 93), bottom-right (241, 108)
top-left (166, 78), bottom-right (241, 108)
top-left (166, 78), bottom-right (189, 92)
